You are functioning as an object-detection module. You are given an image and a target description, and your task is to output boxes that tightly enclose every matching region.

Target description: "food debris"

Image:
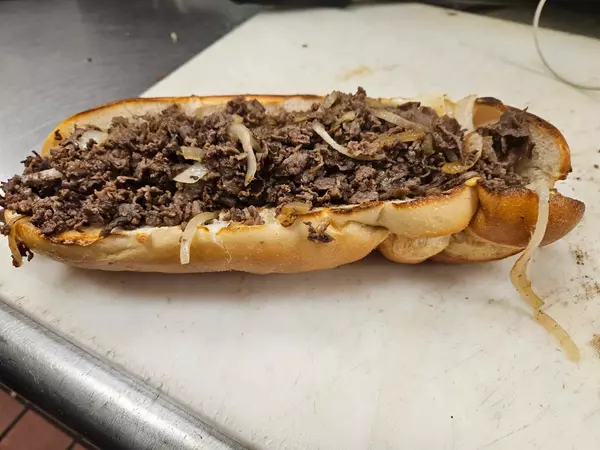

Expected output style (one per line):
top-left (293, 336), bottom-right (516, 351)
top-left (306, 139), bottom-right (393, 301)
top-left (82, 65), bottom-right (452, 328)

top-left (170, 32), bottom-right (178, 44)
top-left (581, 277), bottom-right (600, 301)
top-left (304, 221), bottom-right (334, 243)
top-left (86, 57), bottom-right (93, 63)
top-left (302, 44), bottom-right (308, 48)
top-left (572, 247), bottom-right (587, 265)
top-left (594, 164), bottom-right (599, 169)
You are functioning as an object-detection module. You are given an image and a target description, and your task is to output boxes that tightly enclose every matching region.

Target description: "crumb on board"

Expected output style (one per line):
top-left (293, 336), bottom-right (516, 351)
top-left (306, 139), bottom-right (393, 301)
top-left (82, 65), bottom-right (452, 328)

top-left (595, 164), bottom-right (599, 169)
top-left (582, 279), bottom-right (600, 301)
top-left (170, 32), bottom-right (178, 44)
top-left (572, 247), bottom-right (587, 266)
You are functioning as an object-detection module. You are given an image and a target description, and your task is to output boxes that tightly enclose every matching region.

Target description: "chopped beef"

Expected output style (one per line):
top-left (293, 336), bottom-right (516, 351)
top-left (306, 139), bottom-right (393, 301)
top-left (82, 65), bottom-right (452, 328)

top-left (220, 206), bottom-right (264, 226)
top-left (0, 88), bottom-right (534, 242)
top-left (305, 221), bottom-right (334, 243)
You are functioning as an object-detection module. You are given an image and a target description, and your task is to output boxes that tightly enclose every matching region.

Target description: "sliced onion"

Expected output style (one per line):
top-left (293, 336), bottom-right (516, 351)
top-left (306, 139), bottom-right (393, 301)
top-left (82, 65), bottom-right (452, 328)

top-left (365, 98), bottom-right (387, 108)
top-left (228, 122), bottom-right (258, 186)
top-left (375, 130), bottom-right (426, 148)
top-left (441, 132), bottom-right (483, 174)
top-left (453, 95), bottom-right (477, 132)
top-left (276, 202), bottom-right (312, 227)
top-left (509, 179), bottom-right (580, 361)
top-left (444, 98), bottom-right (456, 118)
top-left (370, 109), bottom-right (426, 131)
top-left (292, 114), bottom-right (309, 123)
top-left (195, 105), bottom-right (220, 119)
top-left (6, 214), bottom-right (27, 267)
top-left (331, 111), bottom-right (356, 131)
top-left (22, 168), bottom-right (63, 183)
top-left (312, 121), bottom-right (384, 161)
top-left (319, 91), bottom-right (340, 111)
top-left (174, 162), bottom-right (209, 184)
top-left (205, 220), bottom-right (231, 236)
top-left (77, 129), bottom-right (108, 148)
top-left (422, 134), bottom-right (434, 156)
top-left (180, 146), bottom-right (204, 162)
top-left (180, 212), bottom-right (217, 265)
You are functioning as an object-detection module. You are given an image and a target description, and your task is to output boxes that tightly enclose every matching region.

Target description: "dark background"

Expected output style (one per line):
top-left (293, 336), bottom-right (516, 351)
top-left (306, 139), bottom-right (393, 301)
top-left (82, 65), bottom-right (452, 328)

top-left (0, 0), bottom-right (598, 175)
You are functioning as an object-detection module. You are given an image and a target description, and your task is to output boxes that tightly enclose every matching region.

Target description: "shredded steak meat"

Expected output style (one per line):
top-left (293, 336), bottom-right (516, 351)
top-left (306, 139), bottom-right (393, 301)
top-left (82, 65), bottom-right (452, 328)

top-left (1, 88), bottom-right (533, 240)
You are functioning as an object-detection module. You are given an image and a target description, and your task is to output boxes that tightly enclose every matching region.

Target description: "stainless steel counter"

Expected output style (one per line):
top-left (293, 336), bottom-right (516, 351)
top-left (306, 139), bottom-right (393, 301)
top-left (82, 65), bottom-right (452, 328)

top-left (0, 0), bottom-right (259, 178)
top-left (0, 1), bottom-right (260, 448)
top-left (1, 1), bottom-right (598, 449)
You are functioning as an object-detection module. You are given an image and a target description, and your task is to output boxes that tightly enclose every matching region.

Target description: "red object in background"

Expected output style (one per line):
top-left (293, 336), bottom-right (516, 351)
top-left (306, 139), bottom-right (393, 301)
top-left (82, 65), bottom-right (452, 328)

top-left (0, 387), bottom-right (96, 450)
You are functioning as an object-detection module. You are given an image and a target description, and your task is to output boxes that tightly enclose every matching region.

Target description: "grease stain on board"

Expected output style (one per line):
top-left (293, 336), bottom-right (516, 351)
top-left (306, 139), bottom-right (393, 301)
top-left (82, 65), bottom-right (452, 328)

top-left (340, 64), bottom-right (400, 81)
top-left (342, 65), bottom-right (373, 80)
top-left (591, 334), bottom-right (600, 358)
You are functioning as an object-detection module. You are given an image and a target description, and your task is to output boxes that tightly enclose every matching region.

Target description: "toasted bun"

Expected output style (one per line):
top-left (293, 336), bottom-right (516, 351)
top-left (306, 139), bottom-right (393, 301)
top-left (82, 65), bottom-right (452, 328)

top-left (4, 94), bottom-right (584, 273)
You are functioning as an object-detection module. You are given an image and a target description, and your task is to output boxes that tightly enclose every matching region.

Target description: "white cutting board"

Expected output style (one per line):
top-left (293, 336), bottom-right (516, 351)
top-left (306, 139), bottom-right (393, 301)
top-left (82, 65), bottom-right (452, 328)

top-left (2, 4), bottom-right (600, 449)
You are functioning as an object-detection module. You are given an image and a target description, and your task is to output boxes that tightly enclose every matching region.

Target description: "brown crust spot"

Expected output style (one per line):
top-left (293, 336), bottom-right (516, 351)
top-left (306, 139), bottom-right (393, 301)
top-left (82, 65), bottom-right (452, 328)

top-left (470, 185), bottom-right (585, 248)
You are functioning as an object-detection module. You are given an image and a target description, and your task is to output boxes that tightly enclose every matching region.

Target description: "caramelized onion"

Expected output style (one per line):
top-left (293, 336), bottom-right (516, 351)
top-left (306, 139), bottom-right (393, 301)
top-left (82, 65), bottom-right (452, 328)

top-left (510, 179), bottom-right (580, 361)
top-left (195, 105), bottom-right (220, 119)
top-left (180, 212), bottom-right (217, 265)
top-left (311, 121), bottom-right (384, 161)
top-left (331, 111), bottom-right (356, 131)
top-left (375, 130), bottom-right (426, 148)
top-left (77, 129), bottom-right (108, 148)
top-left (370, 109), bottom-right (425, 131)
top-left (181, 146), bottom-right (204, 161)
top-left (441, 132), bottom-right (483, 174)
top-left (319, 91), bottom-right (340, 111)
top-left (276, 202), bottom-right (312, 227)
top-left (7, 215), bottom-right (26, 267)
top-left (174, 162), bottom-right (209, 184)
top-left (453, 95), bottom-right (477, 132)
top-left (228, 122), bottom-right (258, 185)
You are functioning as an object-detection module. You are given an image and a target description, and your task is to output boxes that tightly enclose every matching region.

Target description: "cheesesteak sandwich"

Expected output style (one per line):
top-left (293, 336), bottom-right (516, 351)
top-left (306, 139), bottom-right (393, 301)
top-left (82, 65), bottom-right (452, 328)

top-left (0, 88), bottom-right (586, 358)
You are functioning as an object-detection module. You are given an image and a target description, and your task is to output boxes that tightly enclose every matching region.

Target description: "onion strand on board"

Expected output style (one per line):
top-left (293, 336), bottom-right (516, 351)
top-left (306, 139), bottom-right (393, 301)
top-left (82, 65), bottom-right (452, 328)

top-left (228, 123), bottom-right (258, 185)
top-left (179, 212), bottom-right (217, 265)
top-left (509, 179), bottom-right (580, 361)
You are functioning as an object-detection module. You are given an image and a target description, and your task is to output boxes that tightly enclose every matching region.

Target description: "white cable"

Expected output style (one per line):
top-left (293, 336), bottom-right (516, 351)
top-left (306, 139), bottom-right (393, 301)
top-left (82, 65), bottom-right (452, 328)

top-left (533, 0), bottom-right (600, 90)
